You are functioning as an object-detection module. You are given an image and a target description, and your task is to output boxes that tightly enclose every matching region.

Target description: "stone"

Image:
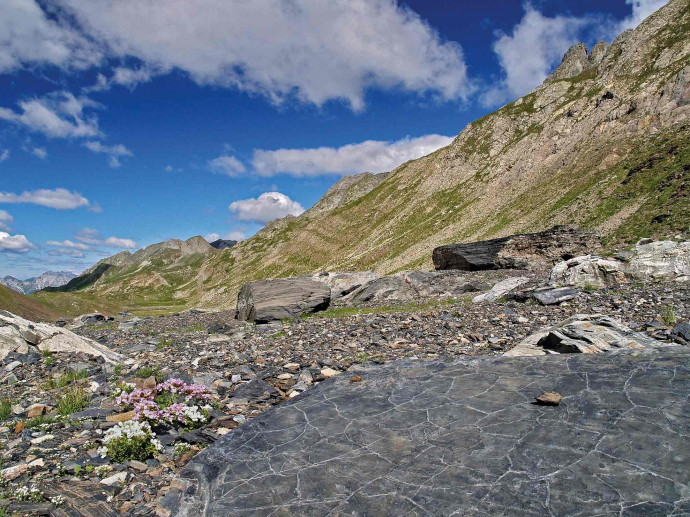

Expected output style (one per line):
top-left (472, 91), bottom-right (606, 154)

top-left (535, 392), bottom-right (562, 406)
top-left (672, 322), bottom-right (690, 342)
top-left (236, 278), bottom-right (331, 323)
top-left (472, 277), bottom-right (530, 303)
top-left (320, 367), bottom-right (339, 378)
top-left (433, 226), bottom-right (600, 271)
top-left (26, 404), bottom-right (50, 418)
top-left (530, 287), bottom-right (578, 305)
top-left (0, 311), bottom-right (122, 363)
top-left (168, 348), bottom-right (690, 517)
top-left (30, 434), bottom-right (54, 445)
top-left (107, 410), bottom-right (136, 422)
top-left (308, 271), bottom-right (379, 300)
top-left (100, 471), bottom-right (128, 486)
top-left (0, 464), bottom-right (28, 481)
top-left (506, 314), bottom-right (673, 357)
top-left (551, 240), bottom-right (690, 287)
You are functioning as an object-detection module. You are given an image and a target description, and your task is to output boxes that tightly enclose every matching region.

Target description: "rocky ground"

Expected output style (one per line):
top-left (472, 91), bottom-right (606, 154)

top-left (0, 270), bottom-right (688, 516)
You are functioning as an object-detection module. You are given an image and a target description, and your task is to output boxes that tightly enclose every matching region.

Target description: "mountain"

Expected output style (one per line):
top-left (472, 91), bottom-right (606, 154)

top-left (0, 270), bottom-right (78, 294)
top-left (209, 239), bottom-right (238, 250)
top-left (39, 0), bottom-right (690, 313)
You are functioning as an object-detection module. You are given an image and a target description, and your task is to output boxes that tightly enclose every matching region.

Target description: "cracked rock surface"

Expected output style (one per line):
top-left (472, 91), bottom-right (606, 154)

top-left (168, 348), bottom-right (690, 516)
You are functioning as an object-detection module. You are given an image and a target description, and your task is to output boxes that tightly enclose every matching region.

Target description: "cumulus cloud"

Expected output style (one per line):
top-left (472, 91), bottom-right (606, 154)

top-left (0, 0), bottom-right (102, 74)
top-left (229, 192), bottom-right (305, 224)
top-left (0, 91), bottom-right (101, 138)
top-left (75, 227), bottom-right (137, 248)
top-left (253, 134), bottom-right (454, 177)
top-left (226, 231), bottom-right (246, 242)
top-left (0, 188), bottom-right (91, 209)
top-left (46, 239), bottom-right (89, 250)
top-left (208, 156), bottom-right (246, 177)
top-left (83, 141), bottom-right (132, 156)
top-left (0, 210), bottom-right (13, 231)
top-left (0, 231), bottom-right (35, 253)
top-left (481, 1), bottom-right (669, 107)
top-left (620, 0), bottom-right (668, 31)
top-left (0, 150), bottom-right (9, 162)
top-left (204, 233), bottom-right (221, 243)
top-left (53, 0), bottom-right (470, 110)
top-left (32, 147), bottom-right (47, 159)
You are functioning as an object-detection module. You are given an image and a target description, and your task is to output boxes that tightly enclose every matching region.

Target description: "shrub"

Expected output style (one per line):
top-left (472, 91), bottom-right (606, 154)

top-left (661, 304), bottom-right (676, 325)
top-left (98, 420), bottom-right (162, 462)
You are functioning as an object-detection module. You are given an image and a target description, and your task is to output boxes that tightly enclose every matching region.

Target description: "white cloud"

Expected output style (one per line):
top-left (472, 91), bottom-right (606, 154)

top-left (165, 165), bottom-right (174, 172)
top-left (46, 239), bottom-right (89, 250)
top-left (0, 188), bottom-right (91, 209)
top-left (88, 202), bottom-right (103, 213)
top-left (204, 233), bottom-right (221, 243)
top-left (112, 66), bottom-right (157, 87)
top-left (0, 231), bottom-right (35, 253)
top-left (253, 134), bottom-right (454, 177)
top-left (481, 1), bottom-right (669, 107)
top-left (226, 231), bottom-right (246, 242)
top-left (108, 156), bottom-right (120, 168)
top-left (55, 0), bottom-right (470, 110)
top-left (0, 210), bottom-right (13, 231)
top-left (48, 248), bottom-right (85, 257)
top-left (83, 141), bottom-right (132, 156)
top-left (0, 150), bottom-right (9, 162)
top-left (482, 8), bottom-right (595, 107)
top-left (32, 147), bottom-right (47, 159)
top-left (0, 0), bottom-right (102, 74)
top-left (620, 0), bottom-right (668, 30)
top-left (0, 91), bottom-right (101, 138)
top-left (229, 192), bottom-right (305, 224)
top-left (208, 155), bottom-right (246, 177)
top-left (75, 227), bottom-right (137, 248)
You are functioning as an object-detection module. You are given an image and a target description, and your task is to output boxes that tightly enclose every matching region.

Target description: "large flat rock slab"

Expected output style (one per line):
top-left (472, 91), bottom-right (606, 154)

top-left (433, 226), bottom-right (600, 271)
top-left (168, 348), bottom-right (690, 516)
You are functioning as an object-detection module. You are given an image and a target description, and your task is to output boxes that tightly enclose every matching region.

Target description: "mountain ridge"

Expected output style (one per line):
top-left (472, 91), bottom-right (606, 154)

top-left (0, 270), bottom-right (77, 294)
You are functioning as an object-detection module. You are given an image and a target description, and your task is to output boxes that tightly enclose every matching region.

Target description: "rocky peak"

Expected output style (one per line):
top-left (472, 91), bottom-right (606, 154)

top-left (547, 42), bottom-right (589, 81)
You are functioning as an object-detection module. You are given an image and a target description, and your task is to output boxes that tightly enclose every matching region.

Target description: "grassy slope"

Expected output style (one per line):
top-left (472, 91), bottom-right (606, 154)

top-left (0, 284), bottom-right (61, 321)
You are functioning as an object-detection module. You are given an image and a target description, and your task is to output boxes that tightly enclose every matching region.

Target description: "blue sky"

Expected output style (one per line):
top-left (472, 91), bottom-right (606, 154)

top-left (0, 0), bottom-right (667, 278)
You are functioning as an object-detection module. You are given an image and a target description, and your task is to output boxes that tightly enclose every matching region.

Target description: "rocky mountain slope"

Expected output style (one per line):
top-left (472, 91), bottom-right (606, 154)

top-left (0, 284), bottom-right (61, 321)
top-left (0, 271), bottom-right (77, 295)
top-left (37, 0), bottom-right (690, 313)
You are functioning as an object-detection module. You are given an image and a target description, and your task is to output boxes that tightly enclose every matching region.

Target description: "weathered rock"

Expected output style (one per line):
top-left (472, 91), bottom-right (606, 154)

top-left (309, 271), bottom-right (379, 300)
top-left (433, 226), bottom-right (600, 271)
top-left (530, 287), bottom-right (578, 306)
top-left (506, 314), bottom-right (674, 357)
top-left (672, 322), bottom-right (690, 343)
top-left (535, 392), bottom-right (562, 406)
top-left (0, 311), bottom-right (122, 363)
top-left (551, 240), bottom-right (690, 287)
top-left (168, 348), bottom-right (690, 517)
top-left (236, 278), bottom-right (331, 323)
top-left (472, 277), bottom-right (530, 303)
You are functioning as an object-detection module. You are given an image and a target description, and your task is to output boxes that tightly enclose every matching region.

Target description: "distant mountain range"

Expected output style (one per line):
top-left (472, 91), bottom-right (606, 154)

top-left (0, 271), bottom-right (78, 294)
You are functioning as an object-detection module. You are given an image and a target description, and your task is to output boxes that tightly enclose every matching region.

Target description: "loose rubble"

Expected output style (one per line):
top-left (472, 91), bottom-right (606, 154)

top-left (0, 259), bottom-right (688, 515)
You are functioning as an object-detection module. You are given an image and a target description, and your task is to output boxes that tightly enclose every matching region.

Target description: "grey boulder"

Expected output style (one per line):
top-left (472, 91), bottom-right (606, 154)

top-left (506, 314), bottom-right (673, 357)
top-left (433, 226), bottom-right (600, 271)
top-left (236, 278), bottom-right (331, 323)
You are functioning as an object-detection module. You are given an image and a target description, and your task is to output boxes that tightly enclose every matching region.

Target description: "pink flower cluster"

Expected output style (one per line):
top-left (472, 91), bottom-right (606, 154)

top-left (114, 378), bottom-right (212, 428)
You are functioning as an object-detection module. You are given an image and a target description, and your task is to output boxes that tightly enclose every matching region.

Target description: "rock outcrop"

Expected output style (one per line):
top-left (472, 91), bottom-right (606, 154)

top-left (236, 278), bottom-right (331, 323)
top-left (0, 310), bottom-right (122, 363)
top-left (505, 314), bottom-right (673, 357)
top-left (167, 347), bottom-right (690, 516)
top-left (433, 226), bottom-right (600, 271)
top-left (472, 277), bottom-right (530, 303)
top-left (551, 240), bottom-right (690, 287)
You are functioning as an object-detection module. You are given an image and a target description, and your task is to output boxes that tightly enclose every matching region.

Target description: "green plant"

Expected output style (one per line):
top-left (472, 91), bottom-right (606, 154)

top-left (56, 387), bottom-right (91, 416)
top-left (270, 331), bottom-right (287, 339)
top-left (42, 349), bottom-right (52, 358)
top-left (661, 304), bottom-right (676, 325)
top-left (136, 366), bottom-right (164, 383)
top-left (44, 369), bottom-right (89, 390)
top-left (113, 364), bottom-right (124, 377)
top-left (98, 421), bottom-right (162, 462)
top-left (44, 356), bottom-right (54, 367)
top-left (583, 283), bottom-right (597, 293)
top-left (0, 399), bottom-right (11, 421)
top-left (25, 415), bottom-right (57, 429)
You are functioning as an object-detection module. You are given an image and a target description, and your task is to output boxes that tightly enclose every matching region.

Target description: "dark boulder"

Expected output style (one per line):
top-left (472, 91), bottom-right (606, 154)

top-left (433, 226), bottom-right (600, 271)
top-left (236, 278), bottom-right (331, 323)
